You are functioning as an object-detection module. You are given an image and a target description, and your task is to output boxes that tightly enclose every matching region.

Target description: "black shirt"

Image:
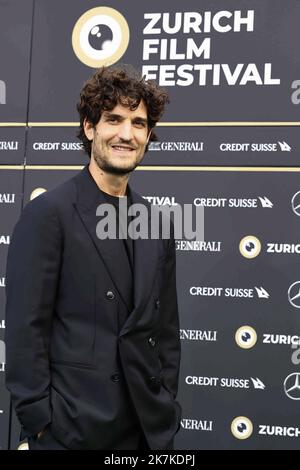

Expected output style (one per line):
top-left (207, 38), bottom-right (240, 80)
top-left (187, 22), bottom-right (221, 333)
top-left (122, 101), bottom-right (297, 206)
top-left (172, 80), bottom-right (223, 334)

top-left (100, 188), bottom-right (134, 273)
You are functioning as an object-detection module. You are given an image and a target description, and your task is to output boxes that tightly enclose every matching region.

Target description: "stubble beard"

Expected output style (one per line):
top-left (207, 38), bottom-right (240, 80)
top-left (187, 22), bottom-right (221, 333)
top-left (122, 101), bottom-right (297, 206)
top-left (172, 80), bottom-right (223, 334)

top-left (93, 147), bottom-right (145, 176)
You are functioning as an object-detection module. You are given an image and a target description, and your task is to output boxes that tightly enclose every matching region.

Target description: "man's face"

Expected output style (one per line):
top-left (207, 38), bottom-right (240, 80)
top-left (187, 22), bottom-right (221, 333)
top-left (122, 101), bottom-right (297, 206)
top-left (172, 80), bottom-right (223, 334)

top-left (84, 100), bottom-right (150, 176)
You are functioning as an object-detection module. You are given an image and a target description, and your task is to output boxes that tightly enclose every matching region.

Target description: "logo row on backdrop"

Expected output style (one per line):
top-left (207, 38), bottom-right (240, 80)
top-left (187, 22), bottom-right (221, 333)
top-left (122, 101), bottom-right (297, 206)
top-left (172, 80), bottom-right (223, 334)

top-left (2, 190), bottom-right (300, 213)
top-left (0, 139), bottom-right (294, 153)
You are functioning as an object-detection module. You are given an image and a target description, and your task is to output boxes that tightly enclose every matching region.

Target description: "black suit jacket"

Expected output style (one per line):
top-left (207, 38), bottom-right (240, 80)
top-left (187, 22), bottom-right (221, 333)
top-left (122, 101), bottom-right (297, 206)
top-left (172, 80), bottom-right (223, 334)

top-left (5, 166), bottom-right (181, 450)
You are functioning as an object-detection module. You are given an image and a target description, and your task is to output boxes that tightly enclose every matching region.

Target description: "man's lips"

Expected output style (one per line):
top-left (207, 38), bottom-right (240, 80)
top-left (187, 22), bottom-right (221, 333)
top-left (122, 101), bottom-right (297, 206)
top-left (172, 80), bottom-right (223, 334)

top-left (110, 144), bottom-right (136, 151)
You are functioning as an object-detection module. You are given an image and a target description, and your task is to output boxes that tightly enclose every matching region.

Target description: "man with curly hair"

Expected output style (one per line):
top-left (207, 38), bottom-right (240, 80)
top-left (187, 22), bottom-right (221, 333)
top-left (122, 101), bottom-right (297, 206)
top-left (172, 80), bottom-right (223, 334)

top-left (5, 65), bottom-right (181, 450)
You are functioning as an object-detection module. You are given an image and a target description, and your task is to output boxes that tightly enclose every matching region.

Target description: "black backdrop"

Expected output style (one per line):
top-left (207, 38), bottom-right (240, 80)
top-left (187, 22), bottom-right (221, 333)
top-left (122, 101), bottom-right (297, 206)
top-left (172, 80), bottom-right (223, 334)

top-left (0, 0), bottom-right (300, 450)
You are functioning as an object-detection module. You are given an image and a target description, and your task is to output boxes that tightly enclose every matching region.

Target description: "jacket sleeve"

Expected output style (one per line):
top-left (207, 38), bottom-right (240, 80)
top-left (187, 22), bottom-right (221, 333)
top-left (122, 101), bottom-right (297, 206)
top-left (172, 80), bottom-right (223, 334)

top-left (158, 229), bottom-right (181, 400)
top-left (5, 195), bottom-right (62, 437)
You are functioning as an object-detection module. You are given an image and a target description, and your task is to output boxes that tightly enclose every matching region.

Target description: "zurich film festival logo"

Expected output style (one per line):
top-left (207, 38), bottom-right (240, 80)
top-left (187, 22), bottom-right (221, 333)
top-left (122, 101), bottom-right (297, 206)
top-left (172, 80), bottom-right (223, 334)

top-left (30, 188), bottom-right (47, 201)
top-left (235, 326), bottom-right (257, 349)
top-left (18, 442), bottom-right (29, 450)
top-left (72, 7), bottom-right (130, 68)
top-left (231, 417), bottom-right (253, 440)
top-left (239, 235), bottom-right (261, 259)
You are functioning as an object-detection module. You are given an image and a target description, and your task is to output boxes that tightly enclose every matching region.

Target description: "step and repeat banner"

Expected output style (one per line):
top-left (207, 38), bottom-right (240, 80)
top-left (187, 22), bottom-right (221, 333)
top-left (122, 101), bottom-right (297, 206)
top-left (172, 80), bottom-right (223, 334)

top-left (0, 0), bottom-right (300, 450)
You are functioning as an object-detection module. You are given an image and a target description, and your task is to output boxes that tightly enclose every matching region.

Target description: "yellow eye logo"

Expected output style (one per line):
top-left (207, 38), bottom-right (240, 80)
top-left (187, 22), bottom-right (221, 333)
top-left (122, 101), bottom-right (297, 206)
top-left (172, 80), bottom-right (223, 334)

top-left (231, 417), bottom-right (253, 440)
top-left (72, 7), bottom-right (130, 68)
top-left (239, 235), bottom-right (261, 259)
top-left (235, 326), bottom-right (257, 349)
top-left (30, 188), bottom-right (47, 200)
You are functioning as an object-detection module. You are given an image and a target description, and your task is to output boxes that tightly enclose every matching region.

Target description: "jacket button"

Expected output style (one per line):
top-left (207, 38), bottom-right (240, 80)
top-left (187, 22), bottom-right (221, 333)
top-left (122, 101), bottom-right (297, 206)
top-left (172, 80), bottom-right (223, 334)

top-left (155, 299), bottom-right (160, 309)
top-left (149, 376), bottom-right (161, 391)
top-left (111, 373), bottom-right (120, 383)
top-left (106, 290), bottom-right (115, 300)
top-left (148, 337), bottom-right (156, 348)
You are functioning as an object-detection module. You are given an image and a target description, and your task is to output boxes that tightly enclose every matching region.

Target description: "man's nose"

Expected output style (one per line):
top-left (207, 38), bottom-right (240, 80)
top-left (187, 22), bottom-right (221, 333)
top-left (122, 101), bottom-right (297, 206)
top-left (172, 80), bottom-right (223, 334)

top-left (117, 121), bottom-right (134, 141)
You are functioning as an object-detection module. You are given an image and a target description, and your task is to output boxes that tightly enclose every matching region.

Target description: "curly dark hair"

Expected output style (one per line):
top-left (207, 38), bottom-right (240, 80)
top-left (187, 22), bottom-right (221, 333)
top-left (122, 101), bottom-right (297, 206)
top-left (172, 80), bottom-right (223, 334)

top-left (77, 64), bottom-right (169, 157)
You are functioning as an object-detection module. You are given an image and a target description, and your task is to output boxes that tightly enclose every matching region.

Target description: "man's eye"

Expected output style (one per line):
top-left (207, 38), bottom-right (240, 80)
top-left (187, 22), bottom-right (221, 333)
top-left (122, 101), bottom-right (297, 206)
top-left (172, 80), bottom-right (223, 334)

top-left (135, 122), bottom-right (146, 128)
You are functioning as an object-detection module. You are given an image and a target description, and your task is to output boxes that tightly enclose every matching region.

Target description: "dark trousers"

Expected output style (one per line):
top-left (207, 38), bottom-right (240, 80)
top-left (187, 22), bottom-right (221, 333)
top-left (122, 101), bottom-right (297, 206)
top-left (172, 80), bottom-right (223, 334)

top-left (28, 426), bottom-right (173, 450)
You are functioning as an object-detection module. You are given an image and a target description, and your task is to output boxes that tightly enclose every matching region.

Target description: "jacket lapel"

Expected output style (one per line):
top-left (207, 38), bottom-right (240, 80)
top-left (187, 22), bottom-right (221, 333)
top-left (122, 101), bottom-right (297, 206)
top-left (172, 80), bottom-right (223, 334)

top-left (73, 166), bottom-right (133, 312)
top-left (72, 166), bottom-right (159, 333)
top-left (119, 188), bottom-right (159, 335)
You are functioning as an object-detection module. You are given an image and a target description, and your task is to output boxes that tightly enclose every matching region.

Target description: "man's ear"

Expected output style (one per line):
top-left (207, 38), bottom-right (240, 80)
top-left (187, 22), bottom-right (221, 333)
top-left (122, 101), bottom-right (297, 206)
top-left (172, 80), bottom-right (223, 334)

top-left (83, 118), bottom-right (94, 141)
